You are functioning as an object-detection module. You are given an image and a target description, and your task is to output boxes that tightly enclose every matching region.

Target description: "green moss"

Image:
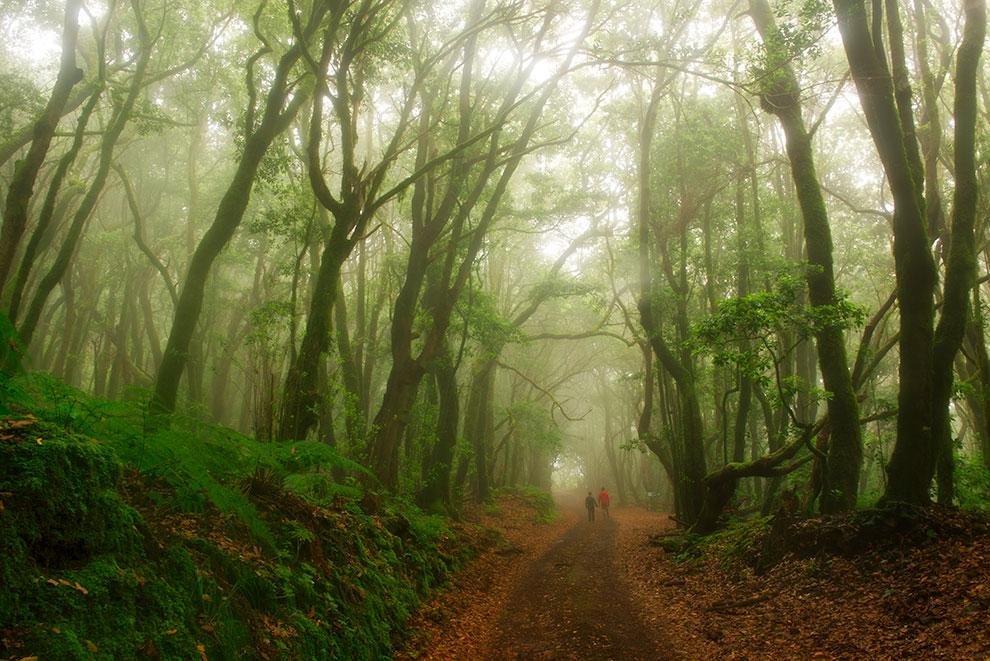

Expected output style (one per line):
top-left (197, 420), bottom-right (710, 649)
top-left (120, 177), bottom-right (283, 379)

top-left (0, 378), bottom-right (473, 660)
top-left (0, 427), bottom-right (142, 624)
top-left (0, 426), bottom-right (140, 561)
top-left (0, 429), bottom-right (207, 660)
top-left (492, 485), bottom-right (558, 523)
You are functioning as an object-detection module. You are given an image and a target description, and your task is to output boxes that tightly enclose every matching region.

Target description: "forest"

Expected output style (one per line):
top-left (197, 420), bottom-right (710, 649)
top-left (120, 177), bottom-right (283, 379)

top-left (0, 0), bottom-right (988, 658)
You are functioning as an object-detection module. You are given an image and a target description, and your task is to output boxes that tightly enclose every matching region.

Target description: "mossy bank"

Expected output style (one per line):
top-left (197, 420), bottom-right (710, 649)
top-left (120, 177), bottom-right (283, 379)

top-left (0, 376), bottom-right (469, 660)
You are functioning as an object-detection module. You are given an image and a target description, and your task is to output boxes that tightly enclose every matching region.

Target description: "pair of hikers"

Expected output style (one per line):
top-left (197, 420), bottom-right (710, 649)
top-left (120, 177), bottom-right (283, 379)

top-left (585, 487), bottom-right (610, 522)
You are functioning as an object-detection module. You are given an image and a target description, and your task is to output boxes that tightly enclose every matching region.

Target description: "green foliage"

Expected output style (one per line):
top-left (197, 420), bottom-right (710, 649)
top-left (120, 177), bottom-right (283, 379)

top-left (750, 0), bottom-right (833, 86)
top-left (250, 177), bottom-right (314, 241)
top-left (0, 427), bottom-right (139, 616)
top-left (0, 425), bottom-right (203, 660)
top-left (246, 299), bottom-right (295, 355)
top-left (398, 393), bottom-right (439, 495)
top-left (0, 312), bottom-right (30, 414)
top-left (0, 378), bottom-right (471, 660)
top-left (680, 516), bottom-right (774, 568)
top-left (131, 96), bottom-right (179, 136)
top-left (0, 71), bottom-right (44, 136)
top-left (455, 286), bottom-right (522, 357)
top-left (491, 485), bottom-right (558, 524)
top-left (31, 375), bottom-right (378, 549)
top-left (505, 400), bottom-right (562, 454)
top-left (692, 269), bottom-right (865, 390)
top-left (773, 0), bottom-right (832, 57)
top-left (955, 456), bottom-right (990, 512)
top-left (528, 275), bottom-right (597, 309)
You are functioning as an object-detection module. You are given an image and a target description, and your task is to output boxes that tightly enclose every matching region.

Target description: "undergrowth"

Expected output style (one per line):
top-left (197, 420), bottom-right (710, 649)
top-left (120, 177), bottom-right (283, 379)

top-left (488, 485), bottom-right (557, 524)
top-left (660, 503), bottom-right (990, 579)
top-left (0, 375), bottom-right (471, 660)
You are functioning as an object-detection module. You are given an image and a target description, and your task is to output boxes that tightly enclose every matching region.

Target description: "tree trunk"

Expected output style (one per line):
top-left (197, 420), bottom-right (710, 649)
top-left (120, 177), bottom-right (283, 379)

top-left (279, 231), bottom-right (350, 441)
top-left (151, 10), bottom-right (322, 419)
top-left (0, 0), bottom-right (83, 294)
top-left (7, 87), bottom-right (99, 322)
top-left (964, 287), bottom-right (990, 468)
top-left (138, 274), bottom-right (163, 370)
top-left (52, 277), bottom-right (75, 379)
top-left (366, 0), bottom-right (599, 490)
top-left (749, 0), bottom-right (863, 513)
top-left (911, 0), bottom-right (946, 240)
top-left (334, 277), bottom-right (365, 443)
top-left (17, 24), bottom-right (151, 353)
top-left (464, 359), bottom-right (497, 501)
top-left (417, 346), bottom-right (459, 513)
top-left (366, 207), bottom-right (433, 488)
top-left (107, 275), bottom-right (134, 397)
top-left (636, 84), bottom-right (706, 526)
top-left (209, 300), bottom-right (248, 425)
top-left (931, 0), bottom-right (985, 504)
top-left (732, 176), bottom-right (753, 466)
top-left (833, 0), bottom-right (937, 504)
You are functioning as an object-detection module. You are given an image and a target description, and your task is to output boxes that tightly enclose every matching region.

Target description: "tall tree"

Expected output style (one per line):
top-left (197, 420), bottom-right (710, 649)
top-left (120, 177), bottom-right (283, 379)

top-left (7, 84), bottom-right (102, 323)
top-left (151, 1), bottom-right (332, 418)
top-left (833, 0), bottom-right (938, 504)
top-left (18, 0), bottom-right (153, 351)
top-left (747, 0), bottom-right (862, 513)
top-left (931, 0), bottom-right (986, 504)
top-left (367, 0), bottom-right (600, 489)
top-left (0, 0), bottom-right (83, 295)
top-left (635, 83), bottom-right (708, 526)
top-left (279, 0), bottom-right (481, 441)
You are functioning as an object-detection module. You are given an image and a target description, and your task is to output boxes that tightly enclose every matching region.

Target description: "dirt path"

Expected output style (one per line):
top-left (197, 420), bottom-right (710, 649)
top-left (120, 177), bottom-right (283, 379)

top-left (396, 495), bottom-right (683, 660)
top-left (489, 501), bottom-right (677, 660)
top-left (402, 496), bottom-right (990, 659)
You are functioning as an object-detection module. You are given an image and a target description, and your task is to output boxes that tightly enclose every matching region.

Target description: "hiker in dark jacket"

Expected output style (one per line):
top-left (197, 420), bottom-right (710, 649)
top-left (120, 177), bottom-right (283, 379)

top-left (585, 491), bottom-right (597, 522)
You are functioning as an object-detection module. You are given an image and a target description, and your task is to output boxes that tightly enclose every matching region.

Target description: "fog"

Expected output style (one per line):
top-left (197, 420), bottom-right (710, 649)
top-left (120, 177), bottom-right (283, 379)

top-left (2, 0), bottom-right (987, 522)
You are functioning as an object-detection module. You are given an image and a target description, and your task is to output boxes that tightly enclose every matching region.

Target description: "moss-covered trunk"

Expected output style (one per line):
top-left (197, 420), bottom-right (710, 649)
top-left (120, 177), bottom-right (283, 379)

top-left (748, 0), bottom-right (863, 514)
top-left (279, 227), bottom-right (351, 442)
top-left (931, 0), bottom-right (985, 504)
top-left (0, 0), bottom-right (83, 294)
top-left (417, 346), bottom-right (460, 512)
top-left (833, 0), bottom-right (937, 504)
top-left (151, 28), bottom-right (316, 418)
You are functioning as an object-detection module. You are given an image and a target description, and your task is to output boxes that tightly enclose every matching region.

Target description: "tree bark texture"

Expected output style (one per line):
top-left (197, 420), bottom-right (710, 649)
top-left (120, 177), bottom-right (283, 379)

top-left (833, 0), bottom-right (937, 504)
top-left (151, 14), bottom-right (321, 417)
top-left (417, 346), bottom-right (460, 512)
top-left (279, 230), bottom-right (349, 441)
top-left (750, 0), bottom-right (863, 513)
top-left (931, 0), bottom-right (985, 504)
top-left (0, 0), bottom-right (83, 294)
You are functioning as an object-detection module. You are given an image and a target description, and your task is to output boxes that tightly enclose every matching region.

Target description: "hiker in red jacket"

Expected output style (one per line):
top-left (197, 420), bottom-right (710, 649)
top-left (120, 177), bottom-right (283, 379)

top-left (598, 486), bottom-right (611, 519)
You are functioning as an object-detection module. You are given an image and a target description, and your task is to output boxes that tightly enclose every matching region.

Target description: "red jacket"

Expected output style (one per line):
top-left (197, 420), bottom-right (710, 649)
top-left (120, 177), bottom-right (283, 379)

top-left (598, 490), bottom-right (610, 506)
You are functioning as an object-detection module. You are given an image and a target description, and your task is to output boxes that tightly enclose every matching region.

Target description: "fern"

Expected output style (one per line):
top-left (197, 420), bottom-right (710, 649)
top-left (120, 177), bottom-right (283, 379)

top-left (23, 377), bottom-right (374, 550)
top-left (0, 312), bottom-right (30, 414)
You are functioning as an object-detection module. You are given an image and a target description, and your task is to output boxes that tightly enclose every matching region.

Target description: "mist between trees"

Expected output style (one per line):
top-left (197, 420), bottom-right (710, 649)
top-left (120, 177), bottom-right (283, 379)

top-left (1, 0), bottom-right (986, 527)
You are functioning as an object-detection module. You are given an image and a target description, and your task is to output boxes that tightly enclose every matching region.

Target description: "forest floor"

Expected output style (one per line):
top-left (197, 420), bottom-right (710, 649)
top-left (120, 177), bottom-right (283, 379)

top-left (398, 493), bottom-right (990, 660)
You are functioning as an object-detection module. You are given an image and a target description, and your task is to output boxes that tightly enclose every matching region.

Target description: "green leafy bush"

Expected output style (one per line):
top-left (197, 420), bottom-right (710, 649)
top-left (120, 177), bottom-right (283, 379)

top-left (955, 456), bottom-right (990, 511)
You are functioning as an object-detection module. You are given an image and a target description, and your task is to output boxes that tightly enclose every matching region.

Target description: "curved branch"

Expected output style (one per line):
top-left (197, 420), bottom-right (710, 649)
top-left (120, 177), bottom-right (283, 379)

top-left (496, 359), bottom-right (590, 422)
top-left (113, 163), bottom-right (178, 306)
